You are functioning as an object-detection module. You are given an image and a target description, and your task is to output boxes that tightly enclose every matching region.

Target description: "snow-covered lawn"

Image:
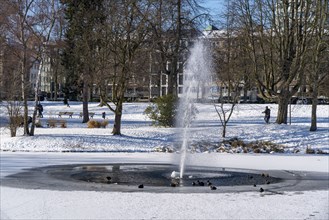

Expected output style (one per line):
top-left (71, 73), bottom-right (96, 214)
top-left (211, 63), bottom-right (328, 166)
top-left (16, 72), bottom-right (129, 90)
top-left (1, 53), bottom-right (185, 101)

top-left (0, 101), bottom-right (328, 153)
top-left (0, 101), bottom-right (328, 219)
top-left (2, 185), bottom-right (327, 219)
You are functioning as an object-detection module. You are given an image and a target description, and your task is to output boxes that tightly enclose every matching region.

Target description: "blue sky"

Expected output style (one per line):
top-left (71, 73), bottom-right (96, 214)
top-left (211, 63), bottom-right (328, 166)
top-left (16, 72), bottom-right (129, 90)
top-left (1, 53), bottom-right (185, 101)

top-left (199, 0), bottom-right (225, 27)
top-left (200, 0), bottom-right (225, 16)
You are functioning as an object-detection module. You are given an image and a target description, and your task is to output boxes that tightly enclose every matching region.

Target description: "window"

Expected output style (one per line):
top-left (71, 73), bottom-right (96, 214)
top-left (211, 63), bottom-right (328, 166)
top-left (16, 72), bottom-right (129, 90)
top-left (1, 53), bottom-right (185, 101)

top-left (161, 74), bottom-right (167, 85)
top-left (178, 62), bottom-right (183, 73)
top-left (178, 74), bottom-right (183, 85)
top-left (161, 87), bottom-right (167, 96)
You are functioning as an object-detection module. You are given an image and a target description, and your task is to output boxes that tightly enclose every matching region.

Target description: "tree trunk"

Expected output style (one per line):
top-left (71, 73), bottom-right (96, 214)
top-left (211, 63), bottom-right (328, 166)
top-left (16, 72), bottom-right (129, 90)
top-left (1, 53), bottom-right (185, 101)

top-left (222, 123), bottom-right (226, 138)
top-left (168, 65), bottom-right (178, 96)
top-left (54, 69), bottom-right (58, 101)
top-left (22, 93), bottom-right (30, 135)
top-left (310, 84), bottom-right (319, 131)
top-left (112, 99), bottom-right (123, 135)
top-left (30, 59), bottom-right (44, 136)
top-left (21, 59), bottom-right (30, 136)
top-left (276, 94), bottom-right (290, 124)
top-left (82, 82), bottom-right (89, 123)
top-left (30, 107), bottom-right (38, 136)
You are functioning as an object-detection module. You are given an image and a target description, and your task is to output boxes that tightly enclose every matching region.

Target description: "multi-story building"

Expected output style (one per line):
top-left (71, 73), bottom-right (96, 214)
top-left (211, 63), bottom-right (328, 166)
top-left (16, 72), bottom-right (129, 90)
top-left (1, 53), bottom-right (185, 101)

top-left (148, 57), bottom-right (185, 99)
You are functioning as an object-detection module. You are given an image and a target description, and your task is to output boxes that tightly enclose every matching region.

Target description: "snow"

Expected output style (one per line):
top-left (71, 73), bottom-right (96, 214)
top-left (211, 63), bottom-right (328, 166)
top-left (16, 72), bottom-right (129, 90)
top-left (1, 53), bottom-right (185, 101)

top-left (1, 102), bottom-right (328, 153)
top-left (1, 187), bottom-right (328, 220)
top-left (0, 101), bottom-right (328, 219)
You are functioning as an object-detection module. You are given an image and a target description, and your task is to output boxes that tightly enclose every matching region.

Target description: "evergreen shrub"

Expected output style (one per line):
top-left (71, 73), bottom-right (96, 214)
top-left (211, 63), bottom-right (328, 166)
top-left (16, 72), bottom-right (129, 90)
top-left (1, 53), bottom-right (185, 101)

top-left (144, 94), bottom-right (177, 127)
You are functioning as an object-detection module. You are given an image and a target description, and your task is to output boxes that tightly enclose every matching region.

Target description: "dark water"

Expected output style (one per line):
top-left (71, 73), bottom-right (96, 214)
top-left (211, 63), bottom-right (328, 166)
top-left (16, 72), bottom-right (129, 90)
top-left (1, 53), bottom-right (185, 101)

top-left (60, 164), bottom-right (281, 187)
top-left (2, 163), bottom-right (327, 193)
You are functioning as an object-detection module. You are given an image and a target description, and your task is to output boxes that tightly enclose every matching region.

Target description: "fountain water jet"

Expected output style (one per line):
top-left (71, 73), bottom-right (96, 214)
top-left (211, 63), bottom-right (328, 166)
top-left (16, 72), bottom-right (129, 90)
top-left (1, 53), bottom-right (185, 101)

top-left (177, 41), bottom-right (213, 179)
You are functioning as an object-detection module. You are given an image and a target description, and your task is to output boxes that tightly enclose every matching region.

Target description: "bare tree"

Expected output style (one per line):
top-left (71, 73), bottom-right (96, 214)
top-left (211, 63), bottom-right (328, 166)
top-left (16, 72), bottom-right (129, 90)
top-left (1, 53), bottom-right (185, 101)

top-left (213, 1), bottom-right (247, 138)
top-left (30, 0), bottom-right (58, 135)
top-left (1, 0), bottom-right (59, 136)
top-left (49, 3), bottom-right (65, 101)
top-left (2, 0), bottom-right (35, 135)
top-left (308, 0), bottom-right (328, 131)
top-left (5, 100), bottom-right (23, 137)
top-left (214, 84), bottom-right (240, 138)
top-left (99, 1), bottom-right (152, 135)
top-left (235, 0), bottom-right (324, 124)
top-left (146, 0), bottom-right (208, 97)
top-left (214, 44), bottom-right (247, 136)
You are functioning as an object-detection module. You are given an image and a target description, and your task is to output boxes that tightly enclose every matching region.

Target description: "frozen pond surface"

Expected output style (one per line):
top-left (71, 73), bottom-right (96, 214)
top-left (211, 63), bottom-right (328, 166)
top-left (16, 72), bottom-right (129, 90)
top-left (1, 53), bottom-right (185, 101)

top-left (1, 152), bottom-right (328, 220)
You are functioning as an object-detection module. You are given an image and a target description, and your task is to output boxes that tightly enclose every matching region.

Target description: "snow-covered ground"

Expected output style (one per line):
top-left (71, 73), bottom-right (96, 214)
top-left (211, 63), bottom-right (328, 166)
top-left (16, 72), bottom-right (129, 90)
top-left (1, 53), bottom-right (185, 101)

top-left (0, 101), bottom-right (328, 219)
top-left (1, 101), bottom-right (328, 153)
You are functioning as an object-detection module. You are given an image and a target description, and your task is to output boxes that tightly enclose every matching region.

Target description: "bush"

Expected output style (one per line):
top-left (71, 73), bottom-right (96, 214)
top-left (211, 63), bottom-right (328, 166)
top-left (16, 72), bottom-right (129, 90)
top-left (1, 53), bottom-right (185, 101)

top-left (306, 147), bottom-right (315, 154)
top-left (87, 120), bottom-right (109, 128)
top-left (219, 138), bottom-right (285, 154)
top-left (6, 101), bottom-right (23, 137)
top-left (60, 120), bottom-right (67, 128)
top-left (46, 119), bottom-right (67, 128)
top-left (47, 119), bottom-right (57, 128)
top-left (9, 115), bottom-right (23, 137)
top-left (144, 95), bottom-right (178, 127)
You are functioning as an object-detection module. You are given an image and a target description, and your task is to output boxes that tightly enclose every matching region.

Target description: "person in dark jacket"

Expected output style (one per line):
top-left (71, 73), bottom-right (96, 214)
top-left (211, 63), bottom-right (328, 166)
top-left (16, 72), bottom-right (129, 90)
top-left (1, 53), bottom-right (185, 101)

top-left (262, 106), bottom-right (271, 124)
top-left (37, 103), bottom-right (43, 118)
top-left (64, 97), bottom-right (70, 107)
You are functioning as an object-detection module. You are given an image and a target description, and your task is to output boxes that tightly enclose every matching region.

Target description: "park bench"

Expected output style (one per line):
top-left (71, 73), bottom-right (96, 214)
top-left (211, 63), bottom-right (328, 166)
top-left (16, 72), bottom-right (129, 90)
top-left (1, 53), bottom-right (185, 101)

top-left (79, 112), bottom-right (95, 118)
top-left (58, 112), bottom-right (73, 118)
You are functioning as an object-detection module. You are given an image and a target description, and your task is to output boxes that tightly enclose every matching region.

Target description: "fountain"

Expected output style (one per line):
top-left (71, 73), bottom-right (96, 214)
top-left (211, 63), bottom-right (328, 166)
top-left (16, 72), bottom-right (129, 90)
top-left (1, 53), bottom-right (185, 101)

top-left (177, 40), bottom-right (213, 179)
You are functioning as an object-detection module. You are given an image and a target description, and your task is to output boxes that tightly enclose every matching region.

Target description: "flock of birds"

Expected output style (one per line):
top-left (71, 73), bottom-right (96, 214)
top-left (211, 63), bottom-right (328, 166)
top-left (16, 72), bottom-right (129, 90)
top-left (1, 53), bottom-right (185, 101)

top-left (104, 172), bottom-right (272, 193)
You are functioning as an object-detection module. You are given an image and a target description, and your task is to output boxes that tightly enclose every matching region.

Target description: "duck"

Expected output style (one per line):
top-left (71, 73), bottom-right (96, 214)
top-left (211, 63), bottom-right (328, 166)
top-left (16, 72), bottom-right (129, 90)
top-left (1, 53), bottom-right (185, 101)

top-left (259, 187), bottom-right (264, 193)
top-left (197, 180), bottom-right (205, 186)
top-left (207, 180), bottom-right (212, 186)
top-left (210, 185), bottom-right (217, 190)
top-left (170, 182), bottom-right (178, 187)
top-left (138, 184), bottom-right (144, 189)
top-left (192, 181), bottom-right (196, 186)
top-left (106, 176), bottom-right (112, 183)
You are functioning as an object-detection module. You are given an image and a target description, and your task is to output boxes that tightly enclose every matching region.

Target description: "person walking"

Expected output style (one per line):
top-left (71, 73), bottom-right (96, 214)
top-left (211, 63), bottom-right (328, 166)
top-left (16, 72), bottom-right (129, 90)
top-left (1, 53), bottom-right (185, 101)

top-left (37, 103), bottom-right (43, 118)
top-left (64, 97), bottom-right (70, 107)
top-left (262, 106), bottom-right (271, 124)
